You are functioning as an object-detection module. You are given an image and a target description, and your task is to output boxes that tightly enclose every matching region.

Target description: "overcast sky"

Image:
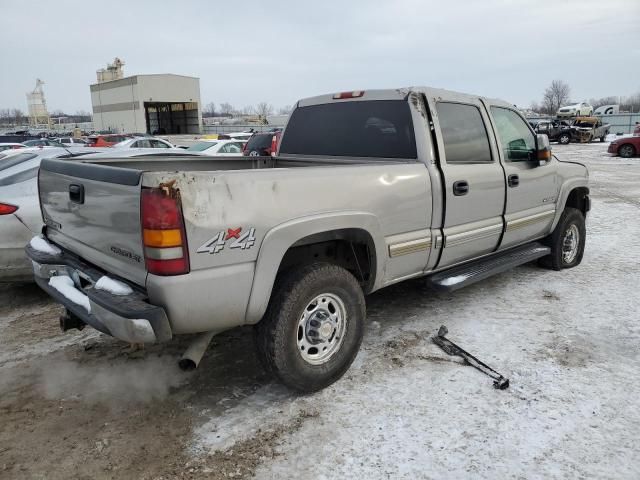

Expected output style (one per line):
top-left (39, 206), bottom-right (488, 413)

top-left (1, 0), bottom-right (638, 113)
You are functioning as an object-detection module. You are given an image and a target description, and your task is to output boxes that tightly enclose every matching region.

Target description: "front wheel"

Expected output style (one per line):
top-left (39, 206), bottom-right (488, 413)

top-left (619, 144), bottom-right (636, 158)
top-left (559, 133), bottom-right (571, 145)
top-left (539, 207), bottom-right (586, 270)
top-left (255, 263), bottom-right (365, 392)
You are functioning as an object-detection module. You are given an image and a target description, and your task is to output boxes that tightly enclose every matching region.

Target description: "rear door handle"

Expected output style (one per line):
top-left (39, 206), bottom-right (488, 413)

top-left (508, 174), bottom-right (519, 187)
top-left (453, 180), bottom-right (469, 196)
top-left (69, 184), bottom-right (84, 204)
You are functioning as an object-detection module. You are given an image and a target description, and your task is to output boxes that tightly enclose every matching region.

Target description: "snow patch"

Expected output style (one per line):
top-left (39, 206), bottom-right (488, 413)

top-left (48, 276), bottom-right (91, 313)
top-left (439, 274), bottom-right (468, 286)
top-left (29, 236), bottom-right (61, 256)
top-left (95, 276), bottom-right (133, 296)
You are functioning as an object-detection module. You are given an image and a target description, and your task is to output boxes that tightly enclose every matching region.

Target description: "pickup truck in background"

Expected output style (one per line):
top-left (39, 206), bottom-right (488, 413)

top-left (27, 87), bottom-right (590, 392)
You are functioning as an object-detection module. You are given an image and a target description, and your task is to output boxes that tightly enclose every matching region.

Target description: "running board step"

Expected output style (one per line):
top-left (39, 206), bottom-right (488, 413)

top-left (427, 243), bottom-right (550, 292)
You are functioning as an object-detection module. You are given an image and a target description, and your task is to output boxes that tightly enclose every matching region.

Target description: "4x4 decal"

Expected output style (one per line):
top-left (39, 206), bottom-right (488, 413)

top-left (197, 227), bottom-right (256, 254)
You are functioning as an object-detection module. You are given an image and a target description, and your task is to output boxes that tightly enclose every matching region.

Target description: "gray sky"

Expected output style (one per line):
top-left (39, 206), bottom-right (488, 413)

top-left (1, 0), bottom-right (638, 113)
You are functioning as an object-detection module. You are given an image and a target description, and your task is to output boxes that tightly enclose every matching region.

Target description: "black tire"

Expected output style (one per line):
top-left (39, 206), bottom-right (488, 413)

top-left (599, 136), bottom-right (606, 142)
top-left (619, 144), bottom-right (636, 158)
top-left (539, 207), bottom-right (586, 271)
top-left (255, 262), bottom-right (365, 392)
top-left (559, 133), bottom-right (571, 145)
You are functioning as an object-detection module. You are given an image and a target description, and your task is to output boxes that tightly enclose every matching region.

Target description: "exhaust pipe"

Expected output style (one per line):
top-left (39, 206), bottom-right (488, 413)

top-left (59, 310), bottom-right (86, 332)
top-left (178, 330), bottom-right (217, 371)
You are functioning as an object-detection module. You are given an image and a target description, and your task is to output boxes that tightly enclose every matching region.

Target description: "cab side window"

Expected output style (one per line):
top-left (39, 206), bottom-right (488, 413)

top-left (436, 102), bottom-right (492, 163)
top-left (490, 107), bottom-right (536, 161)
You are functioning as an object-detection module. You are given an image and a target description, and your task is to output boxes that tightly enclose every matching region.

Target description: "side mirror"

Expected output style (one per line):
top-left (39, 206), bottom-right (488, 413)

top-left (507, 138), bottom-right (531, 161)
top-left (536, 133), bottom-right (551, 165)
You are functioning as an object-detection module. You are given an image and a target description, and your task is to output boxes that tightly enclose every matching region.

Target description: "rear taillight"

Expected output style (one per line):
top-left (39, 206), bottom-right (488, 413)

top-left (0, 203), bottom-right (18, 215)
top-left (270, 135), bottom-right (277, 156)
top-left (141, 187), bottom-right (190, 276)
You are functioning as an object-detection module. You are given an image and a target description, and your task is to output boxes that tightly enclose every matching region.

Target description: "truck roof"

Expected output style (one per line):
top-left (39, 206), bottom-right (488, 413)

top-left (296, 87), bottom-right (515, 110)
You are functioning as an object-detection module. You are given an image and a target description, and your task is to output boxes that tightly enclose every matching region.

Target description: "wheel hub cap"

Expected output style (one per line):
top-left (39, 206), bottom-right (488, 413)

top-left (562, 224), bottom-right (580, 264)
top-left (297, 293), bottom-right (347, 365)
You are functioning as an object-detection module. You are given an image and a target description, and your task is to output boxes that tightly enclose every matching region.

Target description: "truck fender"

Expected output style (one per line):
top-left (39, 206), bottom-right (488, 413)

top-left (244, 211), bottom-right (386, 324)
top-left (551, 179), bottom-right (590, 231)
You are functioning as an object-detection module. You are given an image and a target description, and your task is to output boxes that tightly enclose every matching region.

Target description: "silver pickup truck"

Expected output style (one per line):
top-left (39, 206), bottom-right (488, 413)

top-left (27, 87), bottom-right (590, 392)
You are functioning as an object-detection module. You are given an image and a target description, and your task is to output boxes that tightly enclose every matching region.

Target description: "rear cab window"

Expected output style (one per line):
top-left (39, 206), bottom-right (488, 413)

top-left (436, 102), bottom-right (493, 163)
top-left (280, 100), bottom-right (417, 159)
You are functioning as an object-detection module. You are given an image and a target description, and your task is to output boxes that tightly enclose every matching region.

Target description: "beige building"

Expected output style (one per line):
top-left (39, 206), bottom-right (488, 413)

top-left (90, 74), bottom-right (202, 134)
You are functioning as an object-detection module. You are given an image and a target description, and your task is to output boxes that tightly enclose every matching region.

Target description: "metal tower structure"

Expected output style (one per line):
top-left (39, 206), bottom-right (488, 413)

top-left (26, 79), bottom-right (50, 127)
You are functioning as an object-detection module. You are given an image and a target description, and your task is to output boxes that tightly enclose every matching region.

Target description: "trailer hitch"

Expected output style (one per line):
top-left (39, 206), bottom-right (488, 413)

top-left (432, 325), bottom-right (509, 390)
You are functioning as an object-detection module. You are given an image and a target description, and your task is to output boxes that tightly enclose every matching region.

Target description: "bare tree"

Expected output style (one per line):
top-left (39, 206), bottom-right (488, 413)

top-left (254, 102), bottom-right (274, 119)
top-left (542, 80), bottom-right (571, 115)
top-left (620, 92), bottom-right (640, 113)
top-left (74, 110), bottom-right (92, 122)
top-left (529, 101), bottom-right (541, 113)
top-left (219, 102), bottom-right (234, 116)
top-left (277, 105), bottom-right (292, 115)
top-left (588, 96), bottom-right (618, 109)
top-left (203, 102), bottom-right (216, 117)
top-left (241, 105), bottom-right (255, 115)
top-left (12, 108), bottom-right (24, 125)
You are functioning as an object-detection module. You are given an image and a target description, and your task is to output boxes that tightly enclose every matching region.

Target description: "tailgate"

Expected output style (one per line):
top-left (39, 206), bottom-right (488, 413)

top-left (38, 158), bottom-right (147, 286)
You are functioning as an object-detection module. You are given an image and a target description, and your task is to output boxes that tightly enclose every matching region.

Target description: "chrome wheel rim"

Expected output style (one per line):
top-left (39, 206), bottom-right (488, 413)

top-left (562, 224), bottom-right (580, 264)
top-left (297, 293), bottom-right (346, 365)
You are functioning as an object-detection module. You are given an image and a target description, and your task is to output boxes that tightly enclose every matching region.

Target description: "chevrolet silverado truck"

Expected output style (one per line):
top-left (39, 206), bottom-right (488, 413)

top-left (27, 87), bottom-right (590, 392)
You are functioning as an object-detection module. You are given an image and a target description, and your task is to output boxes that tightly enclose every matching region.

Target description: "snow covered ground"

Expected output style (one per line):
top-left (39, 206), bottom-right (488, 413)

top-left (0, 142), bottom-right (638, 479)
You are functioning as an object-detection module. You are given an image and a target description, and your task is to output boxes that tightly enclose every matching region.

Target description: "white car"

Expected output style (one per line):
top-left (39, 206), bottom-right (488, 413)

top-left (226, 131), bottom-right (256, 140)
top-left (55, 137), bottom-right (88, 147)
top-left (186, 139), bottom-right (246, 156)
top-left (112, 137), bottom-right (177, 149)
top-left (0, 148), bottom-right (84, 281)
top-left (0, 143), bottom-right (26, 152)
top-left (557, 102), bottom-right (593, 117)
top-left (0, 147), bottom-right (194, 282)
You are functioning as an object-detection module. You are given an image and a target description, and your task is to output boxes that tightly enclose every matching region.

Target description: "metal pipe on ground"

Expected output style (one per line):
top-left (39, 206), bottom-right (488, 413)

top-left (178, 330), bottom-right (217, 370)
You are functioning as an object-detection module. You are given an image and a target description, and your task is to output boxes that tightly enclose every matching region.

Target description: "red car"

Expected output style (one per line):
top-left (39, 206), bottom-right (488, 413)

top-left (242, 131), bottom-right (282, 157)
top-left (87, 134), bottom-right (133, 147)
top-left (608, 136), bottom-right (640, 158)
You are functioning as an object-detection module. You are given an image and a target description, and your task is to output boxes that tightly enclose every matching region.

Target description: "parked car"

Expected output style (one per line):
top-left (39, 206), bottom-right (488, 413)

top-left (86, 134), bottom-right (133, 147)
top-left (186, 140), bottom-right (246, 156)
top-left (557, 102), bottom-right (593, 117)
top-left (112, 137), bottom-right (175, 149)
top-left (0, 143), bottom-right (26, 152)
top-left (593, 105), bottom-right (619, 116)
top-left (608, 136), bottom-right (640, 158)
top-left (569, 117), bottom-right (610, 143)
top-left (0, 147), bottom-right (101, 281)
top-left (22, 138), bottom-right (65, 148)
top-left (243, 132), bottom-right (281, 156)
top-left (55, 137), bottom-right (88, 147)
top-left (27, 87), bottom-right (590, 393)
top-left (226, 130), bottom-right (255, 140)
top-left (531, 119), bottom-right (572, 143)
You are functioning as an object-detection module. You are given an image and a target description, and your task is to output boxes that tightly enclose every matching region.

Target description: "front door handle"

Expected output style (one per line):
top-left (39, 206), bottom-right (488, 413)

top-left (453, 180), bottom-right (469, 196)
top-left (508, 174), bottom-right (519, 188)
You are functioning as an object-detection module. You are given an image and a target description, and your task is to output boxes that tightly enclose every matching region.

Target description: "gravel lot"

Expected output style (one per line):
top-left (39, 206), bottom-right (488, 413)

top-left (1, 142), bottom-right (638, 480)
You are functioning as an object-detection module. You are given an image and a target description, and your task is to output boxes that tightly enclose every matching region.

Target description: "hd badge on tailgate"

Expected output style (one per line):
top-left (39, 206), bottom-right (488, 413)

top-left (197, 227), bottom-right (256, 255)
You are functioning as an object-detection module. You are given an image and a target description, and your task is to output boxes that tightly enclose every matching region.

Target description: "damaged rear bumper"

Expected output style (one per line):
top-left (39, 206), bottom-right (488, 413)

top-left (25, 242), bottom-right (172, 344)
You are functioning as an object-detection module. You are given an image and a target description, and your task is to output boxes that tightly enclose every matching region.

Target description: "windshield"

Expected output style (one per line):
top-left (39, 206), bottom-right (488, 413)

top-left (280, 100), bottom-right (417, 159)
top-left (187, 142), bottom-right (217, 151)
top-left (0, 153), bottom-right (38, 172)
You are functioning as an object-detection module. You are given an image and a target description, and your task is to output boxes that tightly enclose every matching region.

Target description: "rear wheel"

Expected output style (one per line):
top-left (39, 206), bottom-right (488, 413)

top-left (599, 136), bottom-right (606, 142)
top-left (619, 144), bottom-right (636, 158)
top-left (255, 263), bottom-right (365, 392)
top-left (539, 207), bottom-right (586, 270)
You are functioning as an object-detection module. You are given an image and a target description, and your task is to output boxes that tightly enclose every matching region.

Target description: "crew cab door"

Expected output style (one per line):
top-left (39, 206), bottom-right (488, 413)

top-left (427, 94), bottom-right (505, 267)
top-left (485, 104), bottom-right (559, 249)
